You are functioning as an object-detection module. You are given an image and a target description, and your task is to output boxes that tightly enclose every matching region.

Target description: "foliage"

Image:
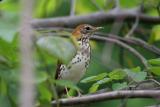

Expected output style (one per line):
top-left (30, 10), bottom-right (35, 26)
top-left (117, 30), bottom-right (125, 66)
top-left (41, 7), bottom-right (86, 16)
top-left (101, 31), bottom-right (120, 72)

top-left (0, 0), bottom-right (160, 107)
top-left (37, 36), bottom-right (76, 64)
top-left (80, 66), bottom-right (149, 93)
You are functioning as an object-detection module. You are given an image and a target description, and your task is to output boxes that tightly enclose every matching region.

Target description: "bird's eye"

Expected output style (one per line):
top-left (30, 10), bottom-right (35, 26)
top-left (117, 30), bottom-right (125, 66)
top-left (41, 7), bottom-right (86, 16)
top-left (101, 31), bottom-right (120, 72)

top-left (85, 26), bottom-right (91, 30)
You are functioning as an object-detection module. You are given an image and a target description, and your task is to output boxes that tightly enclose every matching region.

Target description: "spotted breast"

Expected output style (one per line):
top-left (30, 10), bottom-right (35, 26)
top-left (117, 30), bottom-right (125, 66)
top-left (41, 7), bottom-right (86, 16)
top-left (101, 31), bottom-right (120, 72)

top-left (56, 38), bottom-right (90, 83)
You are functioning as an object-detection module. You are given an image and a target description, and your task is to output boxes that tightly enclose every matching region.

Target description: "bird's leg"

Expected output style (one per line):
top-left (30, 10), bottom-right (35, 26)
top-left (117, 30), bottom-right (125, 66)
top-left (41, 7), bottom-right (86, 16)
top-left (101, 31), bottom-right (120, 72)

top-left (65, 87), bottom-right (71, 98)
top-left (77, 89), bottom-right (82, 97)
top-left (65, 87), bottom-right (76, 98)
top-left (65, 87), bottom-right (82, 97)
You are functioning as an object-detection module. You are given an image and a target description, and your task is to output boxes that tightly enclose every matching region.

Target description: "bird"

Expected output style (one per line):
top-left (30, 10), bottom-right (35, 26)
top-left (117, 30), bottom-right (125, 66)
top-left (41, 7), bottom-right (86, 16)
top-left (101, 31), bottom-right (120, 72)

top-left (55, 24), bottom-right (102, 96)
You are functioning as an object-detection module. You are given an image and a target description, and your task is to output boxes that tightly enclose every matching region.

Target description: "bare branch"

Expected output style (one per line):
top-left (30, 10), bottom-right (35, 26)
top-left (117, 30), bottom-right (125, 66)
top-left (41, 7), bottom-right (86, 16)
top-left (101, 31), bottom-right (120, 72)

top-left (19, 0), bottom-right (35, 107)
top-left (52, 90), bottom-right (160, 106)
top-left (31, 10), bottom-right (160, 28)
top-left (107, 35), bottom-right (160, 56)
top-left (91, 35), bottom-right (149, 69)
top-left (125, 37), bottom-right (160, 56)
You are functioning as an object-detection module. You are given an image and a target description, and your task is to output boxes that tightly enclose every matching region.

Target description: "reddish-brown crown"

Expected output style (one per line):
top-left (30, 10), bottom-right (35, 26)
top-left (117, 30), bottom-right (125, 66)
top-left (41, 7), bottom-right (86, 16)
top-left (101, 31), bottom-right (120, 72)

top-left (72, 24), bottom-right (85, 39)
top-left (72, 24), bottom-right (101, 40)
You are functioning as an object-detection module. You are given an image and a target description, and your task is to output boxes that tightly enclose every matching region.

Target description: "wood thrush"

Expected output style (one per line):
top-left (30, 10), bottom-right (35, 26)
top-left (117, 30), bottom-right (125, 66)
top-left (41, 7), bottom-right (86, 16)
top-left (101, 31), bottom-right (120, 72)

top-left (55, 24), bottom-right (102, 94)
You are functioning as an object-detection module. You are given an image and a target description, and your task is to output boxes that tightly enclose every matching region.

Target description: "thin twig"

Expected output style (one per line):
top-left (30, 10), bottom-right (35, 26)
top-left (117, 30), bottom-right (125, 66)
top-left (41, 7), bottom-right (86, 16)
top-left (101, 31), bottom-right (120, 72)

top-left (19, 0), bottom-right (35, 107)
top-left (103, 34), bottom-right (160, 56)
top-left (149, 79), bottom-right (160, 86)
top-left (52, 90), bottom-right (160, 106)
top-left (91, 35), bottom-right (149, 69)
top-left (114, 0), bottom-right (120, 9)
top-left (125, 13), bottom-right (140, 37)
top-left (70, 0), bottom-right (76, 16)
top-left (125, 37), bottom-right (160, 56)
top-left (133, 79), bottom-right (160, 90)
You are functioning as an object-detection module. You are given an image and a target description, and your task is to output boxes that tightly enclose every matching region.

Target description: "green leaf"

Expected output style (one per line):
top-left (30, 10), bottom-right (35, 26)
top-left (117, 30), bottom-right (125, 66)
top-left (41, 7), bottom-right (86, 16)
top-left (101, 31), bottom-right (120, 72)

top-left (95, 78), bottom-right (111, 85)
top-left (149, 25), bottom-right (160, 43)
top-left (76, 0), bottom-right (97, 14)
top-left (80, 76), bottom-right (97, 83)
top-left (108, 69), bottom-right (126, 80)
top-left (38, 84), bottom-right (52, 102)
top-left (0, 69), bottom-right (19, 82)
top-left (112, 82), bottom-right (128, 90)
top-left (148, 58), bottom-right (160, 66)
top-left (0, 12), bottom-right (18, 42)
top-left (0, 38), bottom-right (18, 64)
top-left (143, 0), bottom-right (159, 8)
top-left (35, 0), bottom-right (56, 18)
top-left (89, 84), bottom-right (99, 93)
top-left (124, 69), bottom-right (147, 82)
top-left (0, 0), bottom-right (20, 12)
top-left (131, 66), bottom-right (141, 72)
top-left (89, 78), bottom-right (111, 93)
top-left (37, 36), bottom-right (76, 64)
top-left (0, 95), bottom-right (11, 107)
top-left (0, 79), bottom-right (7, 95)
top-left (67, 89), bottom-right (77, 96)
top-left (80, 73), bottom-right (107, 83)
top-left (35, 72), bottom-right (48, 83)
top-left (0, 56), bottom-right (10, 68)
top-left (8, 84), bottom-right (18, 105)
top-left (149, 66), bottom-right (160, 76)
top-left (54, 80), bottom-right (80, 91)
top-left (120, 0), bottom-right (140, 8)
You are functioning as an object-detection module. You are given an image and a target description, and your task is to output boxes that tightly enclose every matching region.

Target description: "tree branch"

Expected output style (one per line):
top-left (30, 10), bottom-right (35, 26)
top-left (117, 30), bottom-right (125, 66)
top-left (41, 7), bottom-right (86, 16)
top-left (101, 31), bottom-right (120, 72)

top-left (32, 9), bottom-right (160, 28)
top-left (52, 90), bottom-right (160, 106)
top-left (19, 0), bottom-right (35, 107)
top-left (106, 34), bottom-right (160, 56)
top-left (91, 35), bottom-right (149, 69)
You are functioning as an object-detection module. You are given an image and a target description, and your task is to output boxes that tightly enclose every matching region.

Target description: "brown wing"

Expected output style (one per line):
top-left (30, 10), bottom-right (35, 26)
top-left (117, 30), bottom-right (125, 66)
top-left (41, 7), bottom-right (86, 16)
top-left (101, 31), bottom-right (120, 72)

top-left (55, 60), bottom-right (62, 79)
top-left (55, 60), bottom-right (67, 97)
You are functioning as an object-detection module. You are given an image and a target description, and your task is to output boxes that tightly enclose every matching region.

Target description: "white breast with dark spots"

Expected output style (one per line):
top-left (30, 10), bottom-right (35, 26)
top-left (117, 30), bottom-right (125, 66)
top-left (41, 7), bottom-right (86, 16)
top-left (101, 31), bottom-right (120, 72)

top-left (58, 40), bottom-right (91, 83)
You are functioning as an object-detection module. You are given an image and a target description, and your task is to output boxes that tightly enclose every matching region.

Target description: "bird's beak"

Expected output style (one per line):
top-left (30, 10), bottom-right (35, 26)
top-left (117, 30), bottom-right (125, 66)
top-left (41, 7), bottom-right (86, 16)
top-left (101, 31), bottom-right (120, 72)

top-left (95, 27), bottom-right (103, 30)
top-left (90, 26), bottom-right (103, 36)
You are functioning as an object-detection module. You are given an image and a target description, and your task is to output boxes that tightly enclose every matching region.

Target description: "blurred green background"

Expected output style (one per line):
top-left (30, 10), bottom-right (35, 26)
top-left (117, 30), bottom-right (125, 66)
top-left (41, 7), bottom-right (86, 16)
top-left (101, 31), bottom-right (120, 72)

top-left (0, 0), bottom-right (160, 107)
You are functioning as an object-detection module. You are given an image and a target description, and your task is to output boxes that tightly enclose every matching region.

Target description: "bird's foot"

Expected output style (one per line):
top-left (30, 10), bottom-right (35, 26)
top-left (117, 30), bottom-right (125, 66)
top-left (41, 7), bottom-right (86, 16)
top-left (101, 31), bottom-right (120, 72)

top-left (65, 87), bottom-right (73, 98)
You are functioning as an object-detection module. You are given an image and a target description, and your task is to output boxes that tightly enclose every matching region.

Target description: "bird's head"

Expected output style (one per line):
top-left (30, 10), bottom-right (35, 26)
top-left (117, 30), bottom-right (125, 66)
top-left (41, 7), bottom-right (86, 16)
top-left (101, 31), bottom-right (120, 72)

top-left (72, 24), bottom-right (102, 40)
